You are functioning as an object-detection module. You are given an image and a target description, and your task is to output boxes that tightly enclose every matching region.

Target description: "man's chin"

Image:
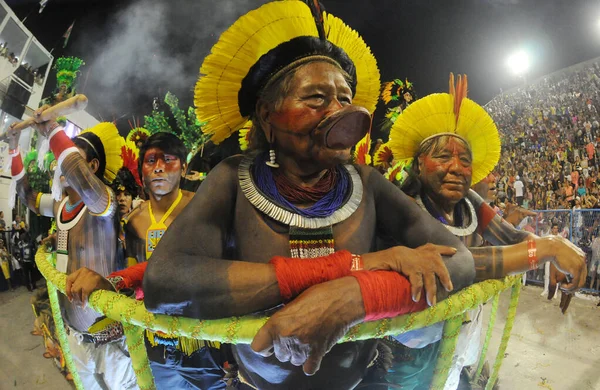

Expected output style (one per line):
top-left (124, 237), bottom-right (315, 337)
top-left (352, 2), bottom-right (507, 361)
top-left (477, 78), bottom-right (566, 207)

top-left (315, 147), bottom-right (352, 167)
top-left (440, 188), bottom-right (467, 202)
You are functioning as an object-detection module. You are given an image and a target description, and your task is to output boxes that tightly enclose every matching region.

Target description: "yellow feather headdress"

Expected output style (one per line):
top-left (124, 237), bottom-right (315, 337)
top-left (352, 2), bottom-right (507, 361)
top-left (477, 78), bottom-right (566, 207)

top-left (194, 0), bottom-right (380, 145)
top-left (388, 74), bottom-right (500, 185)
top-left (77, 122), bottom-right (125, 184)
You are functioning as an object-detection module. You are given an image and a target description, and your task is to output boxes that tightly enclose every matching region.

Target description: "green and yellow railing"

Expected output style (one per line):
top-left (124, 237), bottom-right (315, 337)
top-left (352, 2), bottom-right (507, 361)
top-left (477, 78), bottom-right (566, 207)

top-left (35, 246), bottom-right (521, 390)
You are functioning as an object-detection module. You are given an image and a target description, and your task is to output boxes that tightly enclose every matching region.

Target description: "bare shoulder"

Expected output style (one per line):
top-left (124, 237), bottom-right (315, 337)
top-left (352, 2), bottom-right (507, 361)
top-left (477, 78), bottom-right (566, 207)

top-left (127, 202), bottom-right (149, 237)
top-left (211, 155), bottom-right (243, 177)
top-left (354, 164), bottom-right (388, 195)
top-left (181, 190), bottom-right (195, 207)
top-left (197, 154), bottom-right (244, 193)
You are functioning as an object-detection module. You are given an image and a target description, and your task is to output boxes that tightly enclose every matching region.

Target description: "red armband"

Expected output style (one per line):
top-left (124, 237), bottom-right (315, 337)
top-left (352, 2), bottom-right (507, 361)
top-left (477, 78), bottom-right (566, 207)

top-left (10, 150), bottom-right (23, 177)
top-left (49, 127), bottom-right (75, 159)
top-left (352, 270), bottom-right (428, 322)
top-left (477, 202), bottom-right (497, 234)
top-left (270, 250), bottom-right (354, 301)
top-left (108, 261), bottom-right (148, 291)
top-left (527, 238), bottom-right (538, 270)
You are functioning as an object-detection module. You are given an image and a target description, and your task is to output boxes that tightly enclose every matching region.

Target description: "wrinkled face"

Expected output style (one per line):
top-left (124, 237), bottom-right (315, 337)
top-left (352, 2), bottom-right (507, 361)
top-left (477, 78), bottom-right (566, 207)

top-left (262, 61), bottom-right (354, 169)
top-left (116, 191), bottom-right (133, 217)
top-left (142, 147), bottom-right (184, 196)
top-left (472, 172), bottom-right (497, 202)
top-left (418, 137), bottom-right (473, 204)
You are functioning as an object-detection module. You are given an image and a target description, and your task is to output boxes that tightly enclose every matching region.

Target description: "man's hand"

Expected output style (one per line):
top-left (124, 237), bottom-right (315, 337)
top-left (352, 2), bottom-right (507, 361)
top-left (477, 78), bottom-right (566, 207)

top-left (548, 263), bottom-right (576, 314)
top-left (65, 267), bottom-right (115, 308)
top-left (251, 277), bottom-right (364, 376)
top-left (32, 104), bottom-right (58, 137)
top-left (41, 233), bottom-right (56, 248)
top-left (362, 244), bottom-right (455, 306)
top-left (544, 236), bottom-right (587, 292)
top-left (6, 123), bottom-right (20, 150)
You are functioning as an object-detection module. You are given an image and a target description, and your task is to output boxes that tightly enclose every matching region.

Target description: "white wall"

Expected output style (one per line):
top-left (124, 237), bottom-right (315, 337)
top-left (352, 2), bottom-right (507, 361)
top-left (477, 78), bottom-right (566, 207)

top-left (0, 175), bottom-right (11, 223)
top-left (66, 110), bottom-right (99, 130)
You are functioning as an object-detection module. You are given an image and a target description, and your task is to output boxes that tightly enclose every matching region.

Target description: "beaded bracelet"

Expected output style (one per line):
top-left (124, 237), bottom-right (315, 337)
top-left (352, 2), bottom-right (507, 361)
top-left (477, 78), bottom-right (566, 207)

top-left (527, 238), bottom-right (538, 270)
top-left (351, 254), bottom-right (364, 271)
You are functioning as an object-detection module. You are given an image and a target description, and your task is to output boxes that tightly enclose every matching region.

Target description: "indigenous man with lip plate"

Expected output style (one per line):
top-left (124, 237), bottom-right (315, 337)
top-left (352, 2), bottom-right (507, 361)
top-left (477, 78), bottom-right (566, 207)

top-left (141, 2), bottom-right (480, 389)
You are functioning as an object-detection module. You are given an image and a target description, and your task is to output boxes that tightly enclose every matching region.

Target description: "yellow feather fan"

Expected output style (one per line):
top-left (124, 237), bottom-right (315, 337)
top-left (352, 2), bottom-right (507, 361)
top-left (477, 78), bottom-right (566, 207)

top-left (78, 122), bottom-right (125, 184)
top-left (194, 1), bottom-right (380, 145)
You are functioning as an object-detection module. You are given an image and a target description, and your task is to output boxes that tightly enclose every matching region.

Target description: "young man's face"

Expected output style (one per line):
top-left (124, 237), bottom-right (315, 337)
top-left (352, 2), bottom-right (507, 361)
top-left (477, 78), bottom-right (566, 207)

top-left (116, 191), bottom-right (133, 217)
top-left (142, 147), bottom-right (184, 197)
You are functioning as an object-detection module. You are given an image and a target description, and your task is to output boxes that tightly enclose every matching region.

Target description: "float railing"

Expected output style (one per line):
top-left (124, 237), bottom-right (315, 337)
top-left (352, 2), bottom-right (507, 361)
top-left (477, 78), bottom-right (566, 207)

top-left (35, 246), bottom-right (521, 390)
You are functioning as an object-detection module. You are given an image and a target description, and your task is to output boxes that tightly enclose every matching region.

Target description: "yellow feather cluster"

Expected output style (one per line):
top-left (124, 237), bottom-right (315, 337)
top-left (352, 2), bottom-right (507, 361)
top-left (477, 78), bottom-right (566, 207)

top-left (323, 13), bottom-right (380, 114)
top-left (194, 1), bottom-right (379, 144)
top-left (456, 98), bottom-right (501, 186)
top-left (79, 122), bottom-right (125, 184)
top-left (238, 121), bottom-right (253, 151)
top-left (389, 93), bottom-right (500, 184)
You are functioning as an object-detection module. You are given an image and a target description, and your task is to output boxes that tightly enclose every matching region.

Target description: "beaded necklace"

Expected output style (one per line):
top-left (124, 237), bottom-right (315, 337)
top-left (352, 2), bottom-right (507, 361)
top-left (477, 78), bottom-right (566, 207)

top-left (252, 152), bottom-right (350, 219)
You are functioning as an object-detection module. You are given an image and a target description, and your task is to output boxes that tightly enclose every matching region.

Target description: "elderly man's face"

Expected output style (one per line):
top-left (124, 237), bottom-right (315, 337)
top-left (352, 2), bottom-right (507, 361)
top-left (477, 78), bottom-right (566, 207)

top-left (264, 61), bottom-right (354, 168)
top-left (418, 137), bottom-right (473, 204)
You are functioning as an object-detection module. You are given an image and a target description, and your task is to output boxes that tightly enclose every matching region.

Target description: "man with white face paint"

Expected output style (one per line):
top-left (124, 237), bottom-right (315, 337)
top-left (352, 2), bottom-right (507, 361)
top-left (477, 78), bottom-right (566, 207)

top-left (66, 133), bottom-right (226, 390)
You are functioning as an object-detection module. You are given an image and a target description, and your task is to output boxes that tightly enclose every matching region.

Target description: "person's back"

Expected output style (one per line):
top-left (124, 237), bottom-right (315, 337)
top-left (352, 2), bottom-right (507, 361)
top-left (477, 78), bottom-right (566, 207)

top-left (514, 179), bottom-right (524, 196)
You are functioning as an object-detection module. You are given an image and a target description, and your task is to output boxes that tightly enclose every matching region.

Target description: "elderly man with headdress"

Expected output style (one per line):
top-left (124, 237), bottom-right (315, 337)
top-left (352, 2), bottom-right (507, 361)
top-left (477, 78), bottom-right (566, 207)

top-left (381, 74), bottom-right (586, 389)
top-left (141, 2), bottom-right (481, 389)
top-left (5, 117), bottom-right (138, 389)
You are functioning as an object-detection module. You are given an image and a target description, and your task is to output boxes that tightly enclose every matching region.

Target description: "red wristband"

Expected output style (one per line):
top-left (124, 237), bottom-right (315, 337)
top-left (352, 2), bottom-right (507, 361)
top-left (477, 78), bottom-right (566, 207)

top-left (270, 250), bottom-right (353, 301)
top-left (527, 238), bottom-right (538, 270)
top-left (109, 261), bottom-right (148, 290)
top-left (49, 128), bottom-right (75, 159)
top-left (11, 153), bottom-right (24, 176)
top-left (352, 270), bottom-right (428, 322)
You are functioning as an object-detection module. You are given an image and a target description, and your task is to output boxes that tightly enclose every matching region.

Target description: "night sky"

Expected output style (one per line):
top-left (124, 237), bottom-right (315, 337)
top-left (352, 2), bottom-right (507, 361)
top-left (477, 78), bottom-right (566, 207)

top-left (6, 0), bottom-right (600, 134)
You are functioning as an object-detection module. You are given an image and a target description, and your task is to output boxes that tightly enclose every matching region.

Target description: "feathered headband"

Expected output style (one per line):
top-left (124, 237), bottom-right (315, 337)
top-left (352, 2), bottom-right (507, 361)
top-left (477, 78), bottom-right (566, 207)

top-left (388, 73), bottom-right (501, 185)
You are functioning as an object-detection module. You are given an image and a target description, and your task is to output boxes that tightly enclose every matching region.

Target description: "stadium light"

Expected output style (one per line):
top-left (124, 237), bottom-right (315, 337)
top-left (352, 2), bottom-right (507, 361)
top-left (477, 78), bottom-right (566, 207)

top-left (506, 50), bottom-right (530, 76)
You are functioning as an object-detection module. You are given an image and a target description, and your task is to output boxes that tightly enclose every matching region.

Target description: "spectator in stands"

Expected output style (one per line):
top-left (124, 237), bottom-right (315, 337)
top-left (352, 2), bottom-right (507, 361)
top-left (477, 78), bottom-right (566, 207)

top-left (0, 239), bottom-right (10, 290)
top-left (577, 176), bottom-right (587, 197)
top-left (12, 215), bottom-right (21, 232)
top-left (514, 175), bottom-right (524, 205)
top-left (18, 227), bottom-right (35, 291)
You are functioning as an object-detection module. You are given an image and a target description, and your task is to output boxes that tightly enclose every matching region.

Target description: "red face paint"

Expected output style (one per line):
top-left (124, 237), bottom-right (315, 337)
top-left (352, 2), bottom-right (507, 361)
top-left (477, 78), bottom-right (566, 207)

top-left (142, 147), bottom-right (183, 196)
top-left (419, 137), bottom-right (473, 203)
top-left (266, 62), bottom-right (354, 168)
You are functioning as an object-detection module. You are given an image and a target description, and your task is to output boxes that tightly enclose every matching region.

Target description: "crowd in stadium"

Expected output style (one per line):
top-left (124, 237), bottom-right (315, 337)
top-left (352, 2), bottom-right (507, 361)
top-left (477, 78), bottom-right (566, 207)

top-left (486, 61), bottom-right (600, 212)
top-left (485, 61), bottom-right (600, 290)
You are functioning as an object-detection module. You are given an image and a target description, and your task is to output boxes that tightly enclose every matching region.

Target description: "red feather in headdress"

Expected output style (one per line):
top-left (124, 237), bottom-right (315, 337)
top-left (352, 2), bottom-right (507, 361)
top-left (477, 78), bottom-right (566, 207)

top-left (121, 143), bottom-right (141, 187)
top-left (354, 131), bottom-right (372, 165)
